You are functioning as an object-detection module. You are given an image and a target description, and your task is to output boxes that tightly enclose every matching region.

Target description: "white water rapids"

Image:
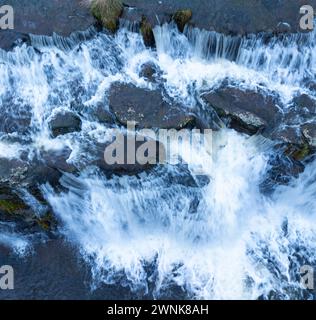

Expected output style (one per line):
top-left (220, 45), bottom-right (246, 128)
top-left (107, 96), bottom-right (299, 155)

top-left (0, 23), bottom-right (316, 299)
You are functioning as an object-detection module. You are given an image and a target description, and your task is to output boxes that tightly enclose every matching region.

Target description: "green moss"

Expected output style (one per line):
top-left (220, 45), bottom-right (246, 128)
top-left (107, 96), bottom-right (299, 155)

top-left (91, 0), bottom-right (123, 33)
top-left (173, 9), bottom-right (192, 32)
top-left (285, 142), bottom-right (311, 161)
top-left (140, 17), bottom-right (155, 47)
top-left (37, 212), bottom-right (56, 231)
top-left (0, 199), bottom-right (25, 214)
top-left (292, 144), bottom-right (311, 161)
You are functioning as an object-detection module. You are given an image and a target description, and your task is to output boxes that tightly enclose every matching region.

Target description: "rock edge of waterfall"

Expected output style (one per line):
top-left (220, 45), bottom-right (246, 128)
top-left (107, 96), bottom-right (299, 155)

top-left (1, 0), bottom-right (316, 50)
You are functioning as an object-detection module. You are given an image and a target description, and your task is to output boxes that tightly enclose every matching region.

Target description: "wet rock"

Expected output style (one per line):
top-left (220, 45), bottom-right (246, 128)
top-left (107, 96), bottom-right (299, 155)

top-left (0, 157), bottom-right (60, 191)
top-left (139, 62), bottom-right (162, 83)
top-left (0, 187), bottom-right (56, 234)
top-left (90, 0), bottom-right (123, 32)
top-left (122, 0), bottom-right (315, 35)
top-left (90, 137), bottom-right (166, 176)
top-left (267, 126), bottom-right (312, 162)
top-left (92, 102), bottom-right (116, 124)
top-left (293, 94), bottom-right (316, 115)
top-left (268, 126), bottom-right (304, 146)
top-left (140, 16), bottom-right (155, 47)
top-left (269, 94), bottom-right (316, 161)
top-left (0, 145), bottom-right (80, 192)
top-left (301, 122), bottom-right (316, 148)
top-left (0, 30), bottom-right (30, 51)
top-left (109, 83), bottom-right (197, 129)
top-left (49, 111), bottom-right (82, 137)
top-left (286, 143), bottom-right (312, 162)
top-left (0, 158), bottom-right (29, 188)
top-left (0, 0), bottom-right (95, 50)
top-left (40, 147), bottom-right (77, 174)
top-left (173, 9), bottom-right (192, 32)
top-left (306, 81), bottom-right (316, 93)
top-left (202, 87), bottom-right (282, 135)
top-left (260, 152), bottom-right (305, 194)
top-left (0, 190), bottom-right (28, 215)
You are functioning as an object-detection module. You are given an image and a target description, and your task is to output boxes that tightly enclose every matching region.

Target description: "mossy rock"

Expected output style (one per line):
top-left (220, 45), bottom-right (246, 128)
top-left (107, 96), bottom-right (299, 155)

top-left (36, 212), bottom-right (56, 231)
top-left (286, 143), bottom-right (312, 161)
top-left (0, 190), bottom-right (56, 232)
top-left (0, 199), bottom-right (27, 214)
top-left (140, 16), bottom-right (155, 47)
top-left (91, 0), bottom-right (123, 33)
top-left (173, 9), bottom-right (192, 32)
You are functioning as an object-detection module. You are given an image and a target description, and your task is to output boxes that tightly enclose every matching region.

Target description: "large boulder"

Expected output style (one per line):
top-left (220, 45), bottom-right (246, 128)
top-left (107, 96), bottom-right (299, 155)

top-left (109, 83), bottom-right (197, 129)
top-left (201, 86), bottom-right (282, 135)
top-left (91, 137), bottom-right (166, 176)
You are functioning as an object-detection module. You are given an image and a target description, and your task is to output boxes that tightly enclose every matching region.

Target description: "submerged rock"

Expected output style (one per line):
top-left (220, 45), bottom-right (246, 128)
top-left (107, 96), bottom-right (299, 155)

top-left (139, 62), bottom-right (162, 83)
top-left (48, 111), bottom-right (82, 137)
top-left (202, 87), bottom-right (282, 135)
top-left (0, 98), bottom-right (32, 135)
top-left (109, 83), bottom-right (197, 129)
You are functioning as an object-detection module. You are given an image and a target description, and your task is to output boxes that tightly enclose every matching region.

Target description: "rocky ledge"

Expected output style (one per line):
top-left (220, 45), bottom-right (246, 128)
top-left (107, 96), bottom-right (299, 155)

top-left (202, 86), bottom-right (316, 162)
top-left (1, 0), bottom-right (316, 50)
top-left (122, 0), bottom-right (316, 35)
top-left (0, 0), bottom-right (95, 50)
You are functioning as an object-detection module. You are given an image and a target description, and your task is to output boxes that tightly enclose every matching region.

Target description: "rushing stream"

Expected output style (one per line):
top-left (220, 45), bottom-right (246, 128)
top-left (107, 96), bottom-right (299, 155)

top-left (0, 22), bottom-right (316, 299)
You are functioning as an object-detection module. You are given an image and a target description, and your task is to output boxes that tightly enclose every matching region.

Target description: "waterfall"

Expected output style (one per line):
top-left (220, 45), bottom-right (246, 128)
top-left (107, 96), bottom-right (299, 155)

top-left (0, 22), bottom-right (316, 299)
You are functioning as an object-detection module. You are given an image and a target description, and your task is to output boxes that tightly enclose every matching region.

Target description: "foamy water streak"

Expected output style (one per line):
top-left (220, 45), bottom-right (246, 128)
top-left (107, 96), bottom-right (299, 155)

top-left (0, 24), bottom-right (316, 299)
top-left (42, 131), bottom-right (316, 299)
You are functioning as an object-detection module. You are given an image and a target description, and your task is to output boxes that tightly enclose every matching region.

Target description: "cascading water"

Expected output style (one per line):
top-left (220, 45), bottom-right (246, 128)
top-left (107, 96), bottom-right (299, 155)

top-left (0, 22), bottom-right (316, 299)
